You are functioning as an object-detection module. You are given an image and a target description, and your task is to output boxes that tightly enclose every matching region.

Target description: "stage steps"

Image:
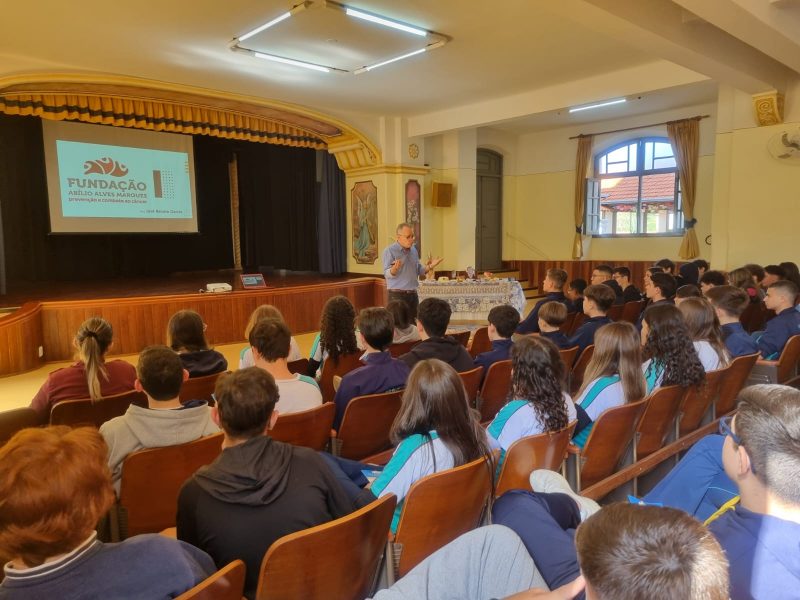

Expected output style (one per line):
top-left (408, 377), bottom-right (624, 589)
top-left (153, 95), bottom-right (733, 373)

top-left (491, 269), bottom-right (539, 300)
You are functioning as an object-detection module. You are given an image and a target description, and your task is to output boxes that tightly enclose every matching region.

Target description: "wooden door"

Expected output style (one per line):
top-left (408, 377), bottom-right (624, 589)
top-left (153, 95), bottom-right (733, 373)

top-left (476, 149), bottom-right (502, 270)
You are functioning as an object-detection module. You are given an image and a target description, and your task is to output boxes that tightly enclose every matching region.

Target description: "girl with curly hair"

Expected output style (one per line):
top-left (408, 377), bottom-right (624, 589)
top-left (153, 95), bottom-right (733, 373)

top-left (572, 322), bottom-right (646, 447)
top-left (677, 297), bottom-right (730, 372)
top-left (487, 336), bottom-right (576, 469)
top-left (641, 303), bottom-right (706, 393)
top-left (307, 295), bottom-right (359, 377)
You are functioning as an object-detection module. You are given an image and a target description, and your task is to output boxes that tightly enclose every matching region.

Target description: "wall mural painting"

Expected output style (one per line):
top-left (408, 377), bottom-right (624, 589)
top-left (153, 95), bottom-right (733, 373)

top-left (352, 180), bottom-right (378, 264)
top-left (405, 179), bottom-right (421, 259)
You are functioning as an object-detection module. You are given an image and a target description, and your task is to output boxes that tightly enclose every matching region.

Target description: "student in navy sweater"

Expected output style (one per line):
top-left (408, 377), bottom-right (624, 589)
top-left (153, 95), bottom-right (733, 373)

top-left (637, 272), bottom-right (676, 330)
top-left (474, 304), bottom-right (519, 375)
top-left (612, 266), bottom-right (642, 304)
top-left (536, 301), bottom-right (572, 349)
top-left (704, 286), bottom-right (759, 358)
top-left (565, 278), bottom-right (587, 315)
top-left (757, 280), bottom-right (800, 359)
top-left (516, 268), bottom-right (573, 335)
top-left (568, 284), bottom-right (615, 357)
top-left (589, 264), bottom-right (623, 304)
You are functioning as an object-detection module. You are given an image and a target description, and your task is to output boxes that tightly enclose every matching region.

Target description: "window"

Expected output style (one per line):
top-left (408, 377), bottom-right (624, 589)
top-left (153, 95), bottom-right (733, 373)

top-left (585, 138), bottom-right (683, 237)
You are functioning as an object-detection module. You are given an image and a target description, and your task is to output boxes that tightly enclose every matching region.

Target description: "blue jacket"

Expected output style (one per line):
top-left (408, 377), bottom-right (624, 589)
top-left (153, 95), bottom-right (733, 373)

top-left (333, 351), bottom-right (409, 429)
top-left (516, 292), bottom-right (574, 334)
top-left (721, 322), bottom-right (759, 358)
top-left (540, 330), bottom-right (573, 349)
top-left (756, 307), bottom-right (800, 359)
top-left (474, 339), bottom-right (514, 376)
top-left (569, 316), bottom-right (613, 356)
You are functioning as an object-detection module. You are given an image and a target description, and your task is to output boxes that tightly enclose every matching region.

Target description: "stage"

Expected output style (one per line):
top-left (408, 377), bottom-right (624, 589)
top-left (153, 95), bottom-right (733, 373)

top-left (0, 271), bottom-right (386, 377)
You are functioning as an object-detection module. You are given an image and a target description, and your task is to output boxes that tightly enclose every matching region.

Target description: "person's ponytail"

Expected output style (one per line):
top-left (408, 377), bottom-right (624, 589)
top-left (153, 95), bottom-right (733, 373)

top-left (75, 318), bottom-right (113, 401)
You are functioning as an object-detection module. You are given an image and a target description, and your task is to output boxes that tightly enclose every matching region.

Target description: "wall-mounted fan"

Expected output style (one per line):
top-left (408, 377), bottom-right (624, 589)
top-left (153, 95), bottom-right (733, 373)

top-left (767, 128), bottom-right (800, 163)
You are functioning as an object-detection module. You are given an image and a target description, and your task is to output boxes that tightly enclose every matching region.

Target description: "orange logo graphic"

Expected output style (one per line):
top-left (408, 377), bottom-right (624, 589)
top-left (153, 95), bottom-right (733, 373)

top-left (84, 157), bottom-right (129, 177)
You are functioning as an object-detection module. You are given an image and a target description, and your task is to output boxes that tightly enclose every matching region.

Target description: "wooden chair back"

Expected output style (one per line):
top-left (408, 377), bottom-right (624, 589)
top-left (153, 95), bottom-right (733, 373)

top-left (255, 494), bottom-right (396, 600)
top-left (558, 346), bottom-right (579, 370)
top-left (388, 340), bottom-right (419, 358)
top-left (740, 301), bottom-right (767, 333)
top-left (635, 385), bottom-right (684, 460)
top-left (478, 359), bottom-right (512, 422)
top-left (269, 403), bottom-right (335, 451)
top-left (620, 300), bottom-right (645, 325)
top-left (678, 369), bottom-right (724, 437)
top-left (449, 330), bottom-right (471, 347)
top-left (287, 358), bottom-right (309, 375)
top-left (118, 432), bottom-right (223, 538)
top-left (579, 398), bottom-right (648, 489)
top-left (176, 560), bottom-right (246, 600)
top-left (567, 312), bottom-right (587, 336)
top-left (495, 422), bottom-right (577, 496)
top-left (559, 312), bottom-right (577, 335)
top-left (336, 390), bottom-right (403, 460)
top-left (469, 326), bottom-right (491, 357)
top-left (0, 407), bottom-right (45, 446)
top-left (606, 304), bottom-right (624, 321)
top-left (320, 351), bottom-right (364, 404)
top-left (50, 389), bottom-right (147, 428)
top-left (459, 366), bottom-right (484, 408)
top-left (179, 371), bottom-right (225, 404)
top-left (716, 353), bottom-right (758, 416)
top-left (776, 335), bottom-right (800, 384)
top-left (393, 455), bottom-right (493, 577)
top-left (569, 345), bottom-right (595, 395)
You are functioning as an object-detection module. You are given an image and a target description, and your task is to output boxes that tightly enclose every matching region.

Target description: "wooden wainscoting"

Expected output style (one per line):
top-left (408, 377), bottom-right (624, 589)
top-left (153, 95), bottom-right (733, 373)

top-left (506, 260), bottom-right (677, 294)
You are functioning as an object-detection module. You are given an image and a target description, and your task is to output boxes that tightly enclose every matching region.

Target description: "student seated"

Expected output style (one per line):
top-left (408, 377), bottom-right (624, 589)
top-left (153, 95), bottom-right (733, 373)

top-left (654, 257), bottom-right (676, 277)
top-left (238, 304), bottom-right (302, 369)
top-left (537, 301), bottom-right (572, 349)
top-left (762, 264), bottom-right (787, 289)
top-left (567, 284), bottom-right (615, 357)
top-left (637, 271), bottom-right (676, 330)
top-left (474, 304), bottom-right (519, 374)
top-left (250, 318), bottom-right (321, 414)
top-left (756, 280), bottom-right (800, 359)
top-left (676, 261), bottom-right (700, 288)
top-left (387, 299), bottom-right (421, 344)
top-left (0, 426), bottom-right (215, 599)
top-left (177, 368), bottom-right (356, 599)
top-left (487, 337), bottom-right (576, 469)
top-left (674, 283), bottom-right (702, 305)
top-left (704, 286), bottom-right (759, 358)
top-left (30, 317), bottom-right (136, 415)
top-left (612, 266), bottom-right (642, 303)
top-left (678, 297), bottom-right (730, 372)
top-left (515, 268), bottom-right (572, 334)
top-left (700, 269), bottom-right (728, 294)
top-left (332, 307), bottom-right (410, 430)
top-left (744, 263), bottom-right (766, 297)
top-left (100, 345), bottom-right (219, 493)
top-left (589, 264), bottom-right (623, 304)
top-left (572, 322), bottom-right (646, 447)
top-left (641, 384), bottom-right (800, 599)
top-left (307, 295), bottom-right (359, 377)
top-left (167, 310), bottom-right (228, 378)
top-left (566, 278), bottom-right (587, 314)
top-left (779, 261), bottom-right (800, 289)
top-left (729, 267), bottom-right (761, 304)
top-left (693, 258), bottom-right (710, 280)
top-left (400, 298), bottom-right (474, 372)
top-left (641, 303), bottom-right (706, 392)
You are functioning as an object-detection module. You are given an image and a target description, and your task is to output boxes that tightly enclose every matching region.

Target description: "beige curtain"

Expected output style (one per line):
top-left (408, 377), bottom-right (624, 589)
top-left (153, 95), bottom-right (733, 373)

top-left (667, 118), bottom-right (701, 259)
top-left (572, 135), bottom-right (594, 259)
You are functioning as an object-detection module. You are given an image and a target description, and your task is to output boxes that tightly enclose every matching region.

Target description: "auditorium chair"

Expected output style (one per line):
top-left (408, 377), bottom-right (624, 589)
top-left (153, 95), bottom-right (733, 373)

top-left (606, 303), bottom-right (624, 321)
top-left (495, 422), bottom-right (577, 497)
top-left (176, 560), bottom-right (246, 600)
top-left (558, 346), bottom-right (579, 370)
top-left (748, 335), bottom-right (800, 386)
top-left (449, 330), bottom-right (471, 347)
top-left (179, 371), bottom-right (227, 405)
top-left (559, 312), bottom-right (577, 335)
top-left (468, 326), bottom-right (491, 357)
top-left (477, 359), bottom-right (511, 422)
top-left (331, 390), bottom-right (402, 460)
top-left (116, 432), bottom-right (224, 539)
top-left (633, 385), bottom-right (684, 461)
top-left (320, 351), bottom-right (364, 404)
top-left (458, 366), bottom-right (484, 408)
top-left (715, 353), bottom-right (759, 416)
top-left (740, 301), bottom-right (768, 333)
top-left (566, 312), bottom-right (587, 336)
top-left (677, 369), bottom-right (724, 437)
top-left (387, 455), bottom-right (493, 581)
top-left (566, 397), bottom-right (648, 492)
top-left (0, 407), bottom-right (45, 446)
top-left (620, 300), bottom-right (645, 325)
top-left (569, 345), bottom-right (595, 395)
top-left (287, 358), bottom-right (309, 375)
top-left (255, 494), bottom-right (396, 600)
top-left (49, 389), bottom-right (148, 428)
top-left (388, 340), bottom-right (419, 358)
top-left (269, 403), bottom-right (335, 451)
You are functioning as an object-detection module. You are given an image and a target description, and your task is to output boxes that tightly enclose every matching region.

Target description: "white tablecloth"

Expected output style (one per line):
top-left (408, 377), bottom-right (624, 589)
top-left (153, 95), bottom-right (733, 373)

top-left (418, 279), bottom-right (526, 321)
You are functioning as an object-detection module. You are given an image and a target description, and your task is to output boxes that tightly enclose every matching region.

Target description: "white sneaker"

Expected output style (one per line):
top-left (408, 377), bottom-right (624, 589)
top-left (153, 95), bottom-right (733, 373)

top-left (529, 469), bottom-right (601, 521)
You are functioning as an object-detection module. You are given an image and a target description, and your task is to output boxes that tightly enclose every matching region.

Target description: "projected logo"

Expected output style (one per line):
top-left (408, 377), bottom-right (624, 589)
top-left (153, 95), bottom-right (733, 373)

top-left (84, 157), bottom-right (129, 177)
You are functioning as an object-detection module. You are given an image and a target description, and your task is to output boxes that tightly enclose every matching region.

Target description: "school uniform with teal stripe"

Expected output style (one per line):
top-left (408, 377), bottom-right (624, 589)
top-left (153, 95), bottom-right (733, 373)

top-left (370, 431), bottom-right (455, 533)
top-left (572, 375), bottom-right (623, 448)
top-left (642, 359), bottom-right (665, 393)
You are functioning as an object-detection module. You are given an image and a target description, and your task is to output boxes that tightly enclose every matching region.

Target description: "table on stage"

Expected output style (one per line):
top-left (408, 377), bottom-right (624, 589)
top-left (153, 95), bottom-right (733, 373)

top-left (418, 279), bottom-right (526, 321)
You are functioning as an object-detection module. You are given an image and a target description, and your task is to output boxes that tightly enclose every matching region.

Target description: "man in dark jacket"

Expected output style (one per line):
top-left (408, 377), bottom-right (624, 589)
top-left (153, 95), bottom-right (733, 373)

top-left (590, 264), bottom-right (624, 305)
top-left (176, 368), bottom-right (359, 599)
top-left (400, 297), bottom-right (474, 372)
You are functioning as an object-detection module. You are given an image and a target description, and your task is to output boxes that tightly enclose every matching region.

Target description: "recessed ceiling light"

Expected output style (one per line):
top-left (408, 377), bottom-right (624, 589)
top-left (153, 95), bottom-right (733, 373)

top-left (569, 98), bottom-right (627, 113)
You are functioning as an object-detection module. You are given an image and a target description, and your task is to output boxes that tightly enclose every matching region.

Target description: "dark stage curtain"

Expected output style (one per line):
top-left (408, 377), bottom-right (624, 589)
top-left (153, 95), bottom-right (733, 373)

top-left (317, 152), bottom-right (346, 274)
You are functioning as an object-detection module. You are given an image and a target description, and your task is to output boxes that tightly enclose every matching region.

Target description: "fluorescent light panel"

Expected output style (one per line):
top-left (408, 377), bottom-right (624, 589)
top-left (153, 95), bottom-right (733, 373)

top-left (345, 7), bottom-right (427, 36)
top-left (254, 52), bottom-right (330, 72)
top-left (358, 48), bottom-right (426, 73)
top-left (239, 12), bottom-right (291, 42)
top-left (569, 98), bottom-right (627, 113)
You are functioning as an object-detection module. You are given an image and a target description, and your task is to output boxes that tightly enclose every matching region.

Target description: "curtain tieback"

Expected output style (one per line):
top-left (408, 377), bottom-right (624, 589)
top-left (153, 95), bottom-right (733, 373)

top-left (575, 226), bottom-right (582, 234)
top-left (685, 218), bottom-right (698, 229)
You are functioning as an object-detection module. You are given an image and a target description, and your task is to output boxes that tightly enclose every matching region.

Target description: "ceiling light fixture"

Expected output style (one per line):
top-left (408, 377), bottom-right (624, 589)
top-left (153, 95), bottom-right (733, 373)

top-left (569, 98), bottom-right (627, 113)
top-left (355, 48), bottom-right (426, 73)
top-left (236, 1), bottom-right (309, 43)
top-left (344, 7), bottom-right (427, 36)
top-left (254, 52), bottom-right (330, 72)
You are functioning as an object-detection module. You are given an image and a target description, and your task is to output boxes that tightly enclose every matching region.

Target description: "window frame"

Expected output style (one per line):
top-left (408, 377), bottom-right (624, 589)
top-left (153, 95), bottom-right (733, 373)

top-left (587, 137), bottom-right (684, 238)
